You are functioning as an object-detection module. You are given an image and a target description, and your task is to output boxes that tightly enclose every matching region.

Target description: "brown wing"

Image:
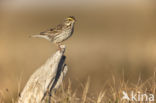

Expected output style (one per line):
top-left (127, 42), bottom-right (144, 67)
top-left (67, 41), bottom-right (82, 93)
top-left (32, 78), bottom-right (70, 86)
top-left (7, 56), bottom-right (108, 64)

top-left (40, 24), bottom-right (63, 37)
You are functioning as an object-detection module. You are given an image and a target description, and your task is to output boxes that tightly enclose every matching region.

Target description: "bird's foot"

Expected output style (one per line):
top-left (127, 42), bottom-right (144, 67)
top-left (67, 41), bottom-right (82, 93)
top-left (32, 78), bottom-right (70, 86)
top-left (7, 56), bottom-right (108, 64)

top-left (57, 44), bottom-right (65, 53)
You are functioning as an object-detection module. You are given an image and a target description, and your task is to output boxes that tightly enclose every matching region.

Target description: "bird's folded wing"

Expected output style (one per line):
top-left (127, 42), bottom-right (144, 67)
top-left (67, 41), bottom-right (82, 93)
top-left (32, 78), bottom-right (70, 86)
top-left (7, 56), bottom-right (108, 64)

top-left (40, 27), bottom-right (63, 37)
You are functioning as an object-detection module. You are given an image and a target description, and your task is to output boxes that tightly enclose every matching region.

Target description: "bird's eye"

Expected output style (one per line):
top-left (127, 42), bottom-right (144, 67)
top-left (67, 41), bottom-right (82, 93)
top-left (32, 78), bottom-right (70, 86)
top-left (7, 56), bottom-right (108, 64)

top-left (68, 18), bottom-right (73, 21)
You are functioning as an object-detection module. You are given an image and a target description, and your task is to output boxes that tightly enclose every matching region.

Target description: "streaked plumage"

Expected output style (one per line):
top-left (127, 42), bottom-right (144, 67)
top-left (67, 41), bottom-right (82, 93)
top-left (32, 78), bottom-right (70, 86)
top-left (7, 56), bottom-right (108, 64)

top-left (31, 16), bottom-right (76, 49)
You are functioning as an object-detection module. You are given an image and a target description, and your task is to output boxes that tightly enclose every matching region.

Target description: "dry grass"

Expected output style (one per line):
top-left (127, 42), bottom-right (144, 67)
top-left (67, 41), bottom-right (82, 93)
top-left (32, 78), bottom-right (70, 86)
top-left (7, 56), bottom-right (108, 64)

top-left (0, 74), bottom-right (155, 103)
top-left (0, 2), bottom-right (156, 103)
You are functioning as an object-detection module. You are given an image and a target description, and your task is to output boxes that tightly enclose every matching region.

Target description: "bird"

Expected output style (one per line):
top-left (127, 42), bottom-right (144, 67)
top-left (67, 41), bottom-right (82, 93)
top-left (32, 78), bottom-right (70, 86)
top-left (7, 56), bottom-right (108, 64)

top-left (31, 16), bottom-right (76, 50)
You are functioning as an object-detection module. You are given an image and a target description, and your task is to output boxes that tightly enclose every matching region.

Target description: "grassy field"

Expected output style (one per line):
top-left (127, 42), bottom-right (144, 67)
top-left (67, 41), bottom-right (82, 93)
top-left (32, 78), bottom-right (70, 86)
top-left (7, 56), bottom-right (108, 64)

top-left (0, 74), bottom-right (156, 103)
top-left (0, 1), bottom-right (156, 103)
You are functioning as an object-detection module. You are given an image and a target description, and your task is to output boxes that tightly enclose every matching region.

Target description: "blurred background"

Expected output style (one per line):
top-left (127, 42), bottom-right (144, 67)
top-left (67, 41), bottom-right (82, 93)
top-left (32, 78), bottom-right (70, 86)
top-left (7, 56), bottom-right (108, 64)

top-left (0, 0), bottom-right (156, 98)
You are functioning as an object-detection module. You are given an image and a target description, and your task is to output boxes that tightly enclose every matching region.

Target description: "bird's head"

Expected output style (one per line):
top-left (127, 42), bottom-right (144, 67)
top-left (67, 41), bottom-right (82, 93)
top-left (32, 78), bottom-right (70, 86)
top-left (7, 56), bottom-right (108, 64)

top-left (64, 16), bottom-right (76, 26)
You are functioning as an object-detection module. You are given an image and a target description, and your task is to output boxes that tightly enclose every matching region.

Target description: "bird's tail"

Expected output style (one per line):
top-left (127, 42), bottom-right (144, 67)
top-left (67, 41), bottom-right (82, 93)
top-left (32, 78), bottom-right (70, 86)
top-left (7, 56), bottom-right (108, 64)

top-left (30, 34), bottom-right (42, 38)
top-left (30, 34), bottom-right (50, 41)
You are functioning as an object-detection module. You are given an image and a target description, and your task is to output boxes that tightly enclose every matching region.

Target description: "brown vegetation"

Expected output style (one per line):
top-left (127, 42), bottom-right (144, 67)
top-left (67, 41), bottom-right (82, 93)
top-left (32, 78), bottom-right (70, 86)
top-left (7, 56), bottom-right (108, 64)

top-left (0, 1), bottom-right (156, 103)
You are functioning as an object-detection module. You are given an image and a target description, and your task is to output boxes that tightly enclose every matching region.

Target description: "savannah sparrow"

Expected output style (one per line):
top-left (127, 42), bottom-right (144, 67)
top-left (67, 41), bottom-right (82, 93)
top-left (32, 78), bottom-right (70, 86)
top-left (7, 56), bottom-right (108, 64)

top-left (31, 16), bottom-right (76, 50)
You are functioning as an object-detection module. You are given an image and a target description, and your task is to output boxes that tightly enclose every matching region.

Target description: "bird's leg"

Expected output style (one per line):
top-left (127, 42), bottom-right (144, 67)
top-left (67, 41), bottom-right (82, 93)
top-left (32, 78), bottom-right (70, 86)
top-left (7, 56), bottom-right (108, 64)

top-left (56, 43), bottom-right (62, 51)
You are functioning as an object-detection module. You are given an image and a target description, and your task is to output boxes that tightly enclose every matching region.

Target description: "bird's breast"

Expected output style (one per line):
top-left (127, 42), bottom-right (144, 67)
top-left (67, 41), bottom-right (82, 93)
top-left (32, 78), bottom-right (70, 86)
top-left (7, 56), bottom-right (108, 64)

top-left (53, 28), bottom-right (73, 43)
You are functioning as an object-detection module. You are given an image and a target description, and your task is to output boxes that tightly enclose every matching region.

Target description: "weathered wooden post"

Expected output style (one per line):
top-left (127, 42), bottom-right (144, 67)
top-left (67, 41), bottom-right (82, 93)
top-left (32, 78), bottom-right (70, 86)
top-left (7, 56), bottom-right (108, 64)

top-left (18, 45), bottom-right (68, 103)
